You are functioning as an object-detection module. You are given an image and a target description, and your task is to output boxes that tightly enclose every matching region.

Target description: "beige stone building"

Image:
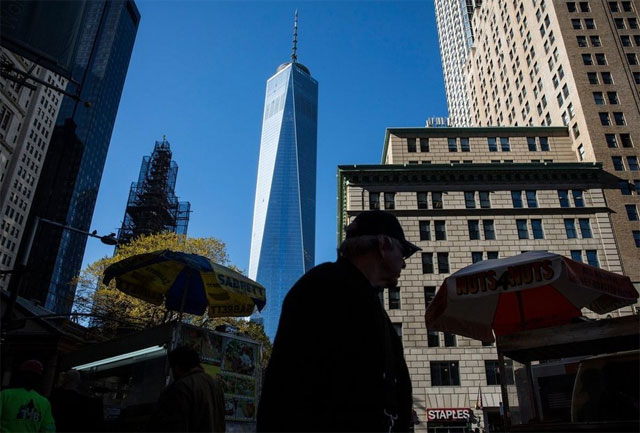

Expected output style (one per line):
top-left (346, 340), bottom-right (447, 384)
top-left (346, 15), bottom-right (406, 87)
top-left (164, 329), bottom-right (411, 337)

top-left (464, 0), bottom-right (640, 286)
top-left (0, 48), bottom-right (66, 282)
top-left (338, 126), bottom-right (633, 432)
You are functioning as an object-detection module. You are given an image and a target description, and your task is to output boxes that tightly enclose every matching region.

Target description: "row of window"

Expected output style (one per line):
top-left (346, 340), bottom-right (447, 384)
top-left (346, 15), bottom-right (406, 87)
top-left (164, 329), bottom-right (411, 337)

top-left (619, 180), bottom-right (640, 195)
top-left (612, 156), bottom-right (639, 171)
top-left (429, 360), bottom-right (514, 387)
top-left (406, 136), bottom-right (552, 153)
top-left (369, 190), bottom-right (587, 210)
top-left (599, 112), bottom-right (627, 126)
top-left (605, 133), bottom-right (633, 148)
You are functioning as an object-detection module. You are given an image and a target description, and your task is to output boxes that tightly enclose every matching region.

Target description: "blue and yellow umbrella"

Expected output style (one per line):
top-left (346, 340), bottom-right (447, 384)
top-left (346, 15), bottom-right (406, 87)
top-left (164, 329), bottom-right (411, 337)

top-left (103, 250), bottom-right (266, 317)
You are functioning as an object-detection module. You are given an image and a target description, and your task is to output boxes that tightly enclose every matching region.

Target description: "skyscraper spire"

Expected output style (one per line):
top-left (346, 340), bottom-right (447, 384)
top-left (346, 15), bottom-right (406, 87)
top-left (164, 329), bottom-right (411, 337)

top-left (291, 10), bottom-right (298, 63)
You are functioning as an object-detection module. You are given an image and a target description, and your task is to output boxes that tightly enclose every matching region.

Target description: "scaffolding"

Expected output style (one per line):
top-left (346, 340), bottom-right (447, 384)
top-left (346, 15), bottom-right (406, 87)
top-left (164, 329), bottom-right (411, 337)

top-left (117, 137), bottom-right (190, 246)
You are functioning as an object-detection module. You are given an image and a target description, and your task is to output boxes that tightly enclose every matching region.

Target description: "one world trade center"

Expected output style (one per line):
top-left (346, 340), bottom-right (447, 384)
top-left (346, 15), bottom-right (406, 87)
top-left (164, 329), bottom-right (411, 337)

top-left (249, 12), bottom-right (318, 340)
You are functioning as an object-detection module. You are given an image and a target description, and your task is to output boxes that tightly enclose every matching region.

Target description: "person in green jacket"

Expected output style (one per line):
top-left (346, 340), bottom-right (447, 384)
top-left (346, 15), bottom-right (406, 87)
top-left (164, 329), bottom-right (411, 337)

top-left (0, 360), bottom-right (56, 432)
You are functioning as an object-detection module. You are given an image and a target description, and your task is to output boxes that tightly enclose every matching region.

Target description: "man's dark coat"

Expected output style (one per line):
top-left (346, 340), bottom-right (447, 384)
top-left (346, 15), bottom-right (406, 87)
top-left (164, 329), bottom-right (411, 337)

top-left (257, 258), bottom-right (412, 432)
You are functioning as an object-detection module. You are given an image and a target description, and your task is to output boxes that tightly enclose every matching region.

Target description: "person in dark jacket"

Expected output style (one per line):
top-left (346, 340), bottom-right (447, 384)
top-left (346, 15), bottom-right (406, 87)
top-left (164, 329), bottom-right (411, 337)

top-left (148, 346), bottom-right (225, 432)
top-left (257, 210), bottom-right (419, 432)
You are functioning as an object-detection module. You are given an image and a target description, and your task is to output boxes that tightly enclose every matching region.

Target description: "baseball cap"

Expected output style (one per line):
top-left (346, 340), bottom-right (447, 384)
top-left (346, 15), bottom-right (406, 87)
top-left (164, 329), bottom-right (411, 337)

top-left (19, 360), bottom-right (44, 375)
top-left (345, 210), bottom-right (421, 258)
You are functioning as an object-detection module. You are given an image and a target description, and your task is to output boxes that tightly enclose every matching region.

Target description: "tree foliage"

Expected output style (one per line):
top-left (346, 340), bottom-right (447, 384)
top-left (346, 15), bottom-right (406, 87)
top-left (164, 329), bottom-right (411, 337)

top-left (74, 232), bottom-right (271, 365)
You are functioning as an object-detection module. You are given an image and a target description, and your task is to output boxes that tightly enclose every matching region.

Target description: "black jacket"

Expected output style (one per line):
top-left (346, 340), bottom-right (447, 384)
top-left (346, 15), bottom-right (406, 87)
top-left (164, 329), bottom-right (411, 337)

top-left (257, 258), bottom-right (412, 432)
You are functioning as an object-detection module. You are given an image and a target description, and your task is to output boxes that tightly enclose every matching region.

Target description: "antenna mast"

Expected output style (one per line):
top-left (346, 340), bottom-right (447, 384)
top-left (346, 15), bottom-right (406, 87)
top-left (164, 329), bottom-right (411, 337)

top-left (291, 10), bottom-right (298, 63)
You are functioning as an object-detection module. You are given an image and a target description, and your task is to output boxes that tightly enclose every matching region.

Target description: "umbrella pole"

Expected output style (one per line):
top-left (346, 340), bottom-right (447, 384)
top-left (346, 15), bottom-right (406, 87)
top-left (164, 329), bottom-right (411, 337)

top-left (497, 349), bottom-right (512, 431)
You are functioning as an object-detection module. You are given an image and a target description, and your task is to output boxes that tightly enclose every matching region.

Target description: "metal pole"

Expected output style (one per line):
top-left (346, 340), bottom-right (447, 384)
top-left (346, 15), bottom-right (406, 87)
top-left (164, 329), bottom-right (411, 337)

top-left (497, 349), bottom-right (512, 431)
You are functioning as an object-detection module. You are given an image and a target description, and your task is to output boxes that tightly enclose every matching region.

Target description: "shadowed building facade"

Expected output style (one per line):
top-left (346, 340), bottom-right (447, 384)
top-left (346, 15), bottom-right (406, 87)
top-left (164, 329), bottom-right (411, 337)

top-left (249, 15), bottom-right (318, 340)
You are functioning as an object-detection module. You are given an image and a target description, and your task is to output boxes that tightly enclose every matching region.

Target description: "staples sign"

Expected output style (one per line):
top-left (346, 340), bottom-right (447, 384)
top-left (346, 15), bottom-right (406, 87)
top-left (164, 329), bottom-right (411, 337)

top-left (427, 408), bottom-right (471, 422)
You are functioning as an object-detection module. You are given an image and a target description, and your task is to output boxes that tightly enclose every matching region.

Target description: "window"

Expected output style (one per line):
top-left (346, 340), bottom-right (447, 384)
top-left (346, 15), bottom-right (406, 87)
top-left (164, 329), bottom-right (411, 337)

top-left (526, 190), bottom-right (538, 208)
top-left (437, 252), bottom-right (450, 273)
top-left (424, 286), bottom-right (436, 307)
top-left (615, 18), bottom-right (626, 29)
top-left (472, 251), bottom-right (483, 263)
top-left (586, 250), bottom-right (599, 267)
top-left (389, 287), bottom-right (401, 310)
top-left (427, 330), bottom-right (440, 347)
top-left (622, 1), bottom-right (633, 11)
top-left (444, 333), bottom-right (457, 347)
top-left (579, 218), bottom-right (592, 238)
top-left (448, 137), bottom-right (458, 152)
top-left (539, 137), bottom-right (549, 151)
top-left (595, 53), bottom-right (607, 65)
top-left (384, 192), bottom-right (395, 210)
top-left (417, 192), bottom-right (428, 209)
top-left (501, 137), bottom-right (510, 151)
top-left (636, 180), bottom-right (640, 194)
top-left (635, 72), bottom-right (640, 84)
top-left (620, 134), bottom-right (633, 148)
top-left (587, 72), bottom-right (598, 84)
top-left (392, 323), bottom-right (402, 337)
top-left (571, 250), bottom-right (583, 262)
top-left (572, 18), bottom-right (582, 29)
top-left (582, 54), bottom-right (593, 65)
top-left (629, 18), bottom-right (638, 29)
top-left (435, 220), bottom-right (447, 241)
top-left (614, 112), bottom-right (626, 125)
top-left (627, 53), bottom-right (638, 65)
top-left (573, 190), bottom-right (585, 207)
top-left (577, 35), bottom-right (587, 47)
top-left (532, 219), bottom-right (544, 239)
top-left (599, 112), bottom-right (611, 126)
top-left (612, 156), bottom-right (625, 171)
top-left (369, 192), bottom-right (380, 210)
top-left (488, 137), bottom-right (497, 152)
top-left (567, 2), bottom-right (577, 12)
top-left (512, 190), bottom-right (523, 208)
top-left (422, 253), bottom-right (434, 273)
top-left (578, 144), bottom-right (585, 160)
top-left (527, 137), bottom-right (537, 151)
top-left (580, 1), bottom-right (590, 11)
top-left (479, 191), bottom-right (491, 208)
top-left (465, 191), bottom-right (476, 208)
top-left (619, 181), bottom-right (632, 195)
top-left (558, 190), bottom-right (570, 207)
top-left (628, 156), bottom-right (639, 171)
top-left (621, 35), bottom-right (632, 47)
top-left (407, 138), bottom-right (417, 152)
top-left (626, 204), bottom-right (639, 220)
top-left (483, 220), bottom-right (496, 240)
top-left (585, 18), bottom-right (595, 29)
top-left (431, 361), bottom-right (460, 386)
top-left (485, 360), bottom-right (515, 386)
top-left (468, 220), bottom-right (480, 240)
top-left (419, 221), bottom-right (431, 241)
top-left (487, 251), bottom-right (499, 260)
top-left (517, 219), bottom-right (529, 239)
top-left (432, 192), bottom-right (443, 209)
top-left (590, 35), bottom-right (601, 46)
top-left (601, 72), bottom-right (613, 84)
top-left (565, 219), bottom-right (578, 238)
top-left (605, 134), bottom-right (618, 148)
top-left (593, 92), bottom-right (605, 105)
top-left (460, 137), bottom-right (471, 152)
top-left (420, 138), bottom-right (429, 152)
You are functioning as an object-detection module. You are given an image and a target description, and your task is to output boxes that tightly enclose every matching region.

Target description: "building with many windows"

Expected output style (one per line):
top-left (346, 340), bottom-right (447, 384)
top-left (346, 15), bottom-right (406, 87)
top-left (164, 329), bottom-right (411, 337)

top-left (461, 0), bottom-right (639, 287)
top-left (249, 14), bottom-right (318, 340)
top-left (338, 126), bottom-right (633, 432)
top-left (0, 48), bottom-right (67, 283)
top-left (434, 0), bottom-right (481, 126)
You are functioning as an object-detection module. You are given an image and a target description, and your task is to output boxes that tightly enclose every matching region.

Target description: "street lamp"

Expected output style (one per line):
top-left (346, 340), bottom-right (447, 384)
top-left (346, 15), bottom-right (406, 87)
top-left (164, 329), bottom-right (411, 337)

top-left (1, 217), bottom-right (118, 327)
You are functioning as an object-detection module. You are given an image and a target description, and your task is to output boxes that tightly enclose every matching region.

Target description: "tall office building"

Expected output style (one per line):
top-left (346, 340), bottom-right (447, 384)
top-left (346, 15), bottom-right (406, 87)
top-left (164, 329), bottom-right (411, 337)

top-left (0, 49), bottom-right (67, 279)
top-left (434, 0), bottom-right (480, 126)
top-left (339, 126), bottom-right (633, 431)
top-left (117, 136), bottom-right (190, 246)
top-left (459, 0), bottom-right (639, 287)
top-left (249, 13), bottom-right (318, 340)
top-left (16, 0), bottom-right (140, 313)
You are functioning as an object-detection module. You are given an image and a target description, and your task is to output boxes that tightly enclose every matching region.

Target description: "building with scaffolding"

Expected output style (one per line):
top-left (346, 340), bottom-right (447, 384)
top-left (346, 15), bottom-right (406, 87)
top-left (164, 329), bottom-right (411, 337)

top-left (117, 137), bottom-right (190, 245)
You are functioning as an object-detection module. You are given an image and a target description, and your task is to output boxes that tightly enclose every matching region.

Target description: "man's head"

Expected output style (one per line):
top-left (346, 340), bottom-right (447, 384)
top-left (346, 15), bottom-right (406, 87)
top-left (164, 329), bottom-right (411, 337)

top-left (168, 345), bottom-right (201, 379)
top-left (11, 359), bottom-right (44, 391)
top-left (339, 210), bottom-right (420, 288)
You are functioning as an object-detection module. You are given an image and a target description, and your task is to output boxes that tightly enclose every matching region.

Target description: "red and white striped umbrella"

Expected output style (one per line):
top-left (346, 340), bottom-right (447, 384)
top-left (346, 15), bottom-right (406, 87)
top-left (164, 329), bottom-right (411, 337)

top-left (425, 251), bottom-right (638, 342)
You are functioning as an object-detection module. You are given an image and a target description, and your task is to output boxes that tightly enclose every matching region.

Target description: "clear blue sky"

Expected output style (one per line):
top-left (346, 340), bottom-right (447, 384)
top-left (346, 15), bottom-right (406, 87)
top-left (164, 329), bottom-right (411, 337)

top-left (83, 0), bottom-right (447, 274)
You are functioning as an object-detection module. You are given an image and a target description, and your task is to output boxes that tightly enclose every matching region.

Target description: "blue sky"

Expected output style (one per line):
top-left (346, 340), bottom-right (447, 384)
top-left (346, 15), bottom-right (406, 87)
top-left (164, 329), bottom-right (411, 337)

top-left (83, 0), bottom-right (447, 274)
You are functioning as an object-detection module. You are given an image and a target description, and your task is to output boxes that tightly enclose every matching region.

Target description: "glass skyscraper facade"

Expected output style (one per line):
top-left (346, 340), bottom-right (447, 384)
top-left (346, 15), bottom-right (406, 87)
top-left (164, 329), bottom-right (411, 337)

top-left (19, 0), bottom-right (140, 313)
top-left (249, 60), bottom-right (318, 340)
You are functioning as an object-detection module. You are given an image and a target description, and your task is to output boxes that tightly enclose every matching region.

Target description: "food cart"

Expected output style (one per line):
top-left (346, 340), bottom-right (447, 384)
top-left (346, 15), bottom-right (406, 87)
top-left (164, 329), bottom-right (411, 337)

top-left (60, 322), bottom-right (262, 432)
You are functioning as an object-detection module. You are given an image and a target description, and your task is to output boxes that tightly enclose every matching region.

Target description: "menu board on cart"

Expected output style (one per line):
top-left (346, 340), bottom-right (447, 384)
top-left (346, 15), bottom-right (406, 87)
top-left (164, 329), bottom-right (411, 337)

top-left (180, 326), bottom-right (259, 422)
